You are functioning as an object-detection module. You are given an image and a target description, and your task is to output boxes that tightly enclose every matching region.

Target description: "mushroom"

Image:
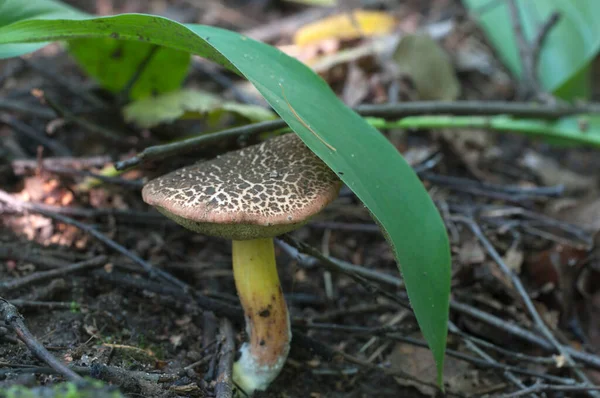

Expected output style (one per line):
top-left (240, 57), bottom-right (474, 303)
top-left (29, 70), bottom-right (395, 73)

top-left (141, 133), bottom-right (341, 394)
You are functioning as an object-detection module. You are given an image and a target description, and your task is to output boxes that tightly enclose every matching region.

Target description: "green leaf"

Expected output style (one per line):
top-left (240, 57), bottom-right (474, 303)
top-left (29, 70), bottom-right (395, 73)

top-left (462, 0), bottom-right (600, 100)
top-left (123, 88), bottom-right (276, 128)
top-left (0, 0), bottom-right (451, 385)
top-left (69, 38), bottom-right (190, 100)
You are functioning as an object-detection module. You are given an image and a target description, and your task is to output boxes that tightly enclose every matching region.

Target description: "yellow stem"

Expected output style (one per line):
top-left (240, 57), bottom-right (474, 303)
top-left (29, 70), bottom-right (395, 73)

top-left (232, 238), bottom-right (290, 367)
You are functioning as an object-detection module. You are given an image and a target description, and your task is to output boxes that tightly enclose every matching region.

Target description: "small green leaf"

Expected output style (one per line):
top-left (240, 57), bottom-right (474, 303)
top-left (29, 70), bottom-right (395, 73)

top-left (69, 38), bottom-right (190, 100)
top-left (0, 0), bottom-right (451, 386)
top-left (123, 88), bottom-right (276, 128)
top-left (462, 0), bottom-right (600, 100)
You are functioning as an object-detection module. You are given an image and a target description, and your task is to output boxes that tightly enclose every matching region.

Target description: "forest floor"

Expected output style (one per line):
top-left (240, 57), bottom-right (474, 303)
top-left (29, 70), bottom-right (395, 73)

top-left (2, 0), bottom-right (600, 397)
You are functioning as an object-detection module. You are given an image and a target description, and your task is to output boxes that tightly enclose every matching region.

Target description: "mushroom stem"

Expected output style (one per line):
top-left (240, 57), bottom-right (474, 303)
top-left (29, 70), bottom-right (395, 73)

top-left (231, 238), bottom-right (291, 395)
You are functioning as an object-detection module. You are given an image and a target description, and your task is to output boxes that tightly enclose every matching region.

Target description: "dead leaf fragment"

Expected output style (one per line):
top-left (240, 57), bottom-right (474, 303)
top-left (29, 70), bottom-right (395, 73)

top-left (521, 151), bottom-right (596, 194)
top-left (388, 342), bottom-right (489, 396)
top-left (392, 34), bottom-right (460, 100)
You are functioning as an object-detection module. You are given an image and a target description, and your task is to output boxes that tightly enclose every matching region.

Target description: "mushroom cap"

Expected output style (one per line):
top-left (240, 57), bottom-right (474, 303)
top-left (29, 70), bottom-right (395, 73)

top-left (142, 133), bottom-right (341, 240)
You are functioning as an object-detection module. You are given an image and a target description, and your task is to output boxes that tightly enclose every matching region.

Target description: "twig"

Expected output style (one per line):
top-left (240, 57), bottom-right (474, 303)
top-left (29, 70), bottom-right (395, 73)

top-left (0, 297), bottom-right (83, 381)
top-left (115, 119), bottom-right (286, 170)
top-left (114, 100), bottom-right (600, 170)
top-left (215, 318), bottom-right (235, 398)
top-left (11, 155), bottom-right (111, 175)
top-left (277, 237), bottom-right (403, 288)
top-left (0, 190), bottom-right (186, 290)
top-left (0, 115), bottom-right (70, 156)
top-left (452, 216), bottom-right (599, 395)
top-left (10, 300), bottom-right (85, 311)
top-left (420, 172), bottom-right (564, 198)
top-left (0, 99), bottom-right (56, 118)
top-left (0, 255), bottom-right (106, 293)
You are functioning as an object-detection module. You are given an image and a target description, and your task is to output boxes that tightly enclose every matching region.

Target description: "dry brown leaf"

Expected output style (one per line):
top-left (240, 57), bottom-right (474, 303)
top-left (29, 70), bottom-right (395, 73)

top-left (458, 238), bottom-right (486, 265)
top-left (388, 342), bottom-right (488, 396)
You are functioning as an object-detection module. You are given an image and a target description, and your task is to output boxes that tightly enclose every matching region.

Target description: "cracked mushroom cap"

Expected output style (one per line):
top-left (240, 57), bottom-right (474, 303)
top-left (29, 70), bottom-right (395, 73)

top-left (142, 134), bottom-right (341, 240)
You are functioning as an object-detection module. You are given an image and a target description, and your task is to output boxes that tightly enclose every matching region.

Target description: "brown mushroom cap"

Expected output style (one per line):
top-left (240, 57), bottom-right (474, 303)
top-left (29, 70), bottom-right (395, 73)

top-left (142, 134), bottom-right (341, 240)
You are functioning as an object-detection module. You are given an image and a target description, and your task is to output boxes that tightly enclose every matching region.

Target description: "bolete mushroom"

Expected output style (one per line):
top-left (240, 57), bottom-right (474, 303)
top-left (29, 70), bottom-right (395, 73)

top-left (141, 133), bottom-right (341, 394)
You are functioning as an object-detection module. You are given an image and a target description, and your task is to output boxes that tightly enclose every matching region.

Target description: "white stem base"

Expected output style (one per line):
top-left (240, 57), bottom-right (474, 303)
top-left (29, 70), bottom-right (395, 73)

top-left (233, 342), bottom-right (289, 396)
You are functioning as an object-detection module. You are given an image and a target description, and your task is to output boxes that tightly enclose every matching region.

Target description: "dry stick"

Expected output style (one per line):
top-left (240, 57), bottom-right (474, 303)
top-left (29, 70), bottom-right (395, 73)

top-left (0, 255), bottom-right (106, 293)
top-left (0, 190), bottom-right (186, 291)
top-left (452, 215), bottom-right (599, 395)
top-left (12, 155), bottom-right (111, 175)
top-left (0, 99), bottom-right (56, 119)
top-left (215, 318), bottom-right (235, 398)
top-left (116, 119), bottom-right (286, 170)
top-left (114, 101), bottom-right (600, 171)
top-left (277, 238), bottom-right (403, 288)
top-left (0, 298), bottom-right (83, 381)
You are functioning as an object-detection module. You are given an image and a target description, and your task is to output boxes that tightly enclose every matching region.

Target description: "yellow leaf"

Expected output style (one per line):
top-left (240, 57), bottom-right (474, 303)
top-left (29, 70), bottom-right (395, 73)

top-left (293, 10), bottom-right (396, 46)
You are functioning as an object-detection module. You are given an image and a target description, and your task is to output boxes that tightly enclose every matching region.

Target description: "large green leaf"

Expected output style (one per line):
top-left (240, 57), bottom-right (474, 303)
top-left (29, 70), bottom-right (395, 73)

top-left (0, 0), bottom-right (451, 384)
top-left (462, 0), bottom-right (600, 100)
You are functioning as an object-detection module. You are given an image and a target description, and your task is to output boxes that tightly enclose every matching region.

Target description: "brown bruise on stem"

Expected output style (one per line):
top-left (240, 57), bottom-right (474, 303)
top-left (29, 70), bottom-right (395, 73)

top-left (232, 238), bottom-right (290, 366)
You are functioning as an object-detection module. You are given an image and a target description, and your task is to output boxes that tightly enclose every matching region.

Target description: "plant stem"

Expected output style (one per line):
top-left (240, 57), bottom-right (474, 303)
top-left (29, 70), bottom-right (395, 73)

top-left (369, 115), bottom-right (600, 148)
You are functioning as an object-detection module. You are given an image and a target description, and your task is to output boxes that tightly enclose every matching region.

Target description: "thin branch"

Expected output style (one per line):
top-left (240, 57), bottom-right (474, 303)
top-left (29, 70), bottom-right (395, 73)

top-left (0, 255), bottom-right (106, 293)
top-left (0, 298), bottom-right (83, 381)
top-left (215, 318), bottom-right (235, 398)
